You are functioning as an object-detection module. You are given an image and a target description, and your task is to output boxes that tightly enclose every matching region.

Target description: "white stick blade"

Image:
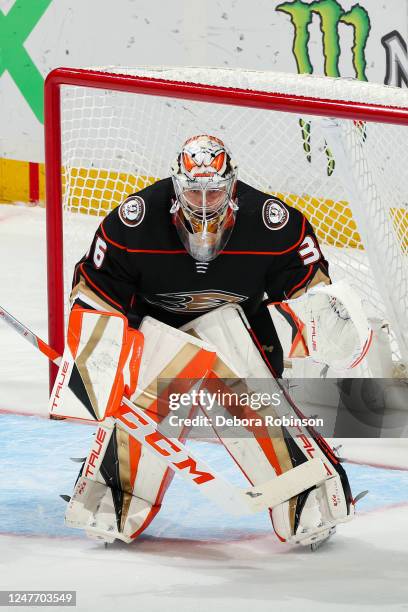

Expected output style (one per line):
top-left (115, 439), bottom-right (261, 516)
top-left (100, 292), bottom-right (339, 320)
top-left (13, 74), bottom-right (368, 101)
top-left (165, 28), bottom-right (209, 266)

top-left (244, 458), bottom-right (330, 512)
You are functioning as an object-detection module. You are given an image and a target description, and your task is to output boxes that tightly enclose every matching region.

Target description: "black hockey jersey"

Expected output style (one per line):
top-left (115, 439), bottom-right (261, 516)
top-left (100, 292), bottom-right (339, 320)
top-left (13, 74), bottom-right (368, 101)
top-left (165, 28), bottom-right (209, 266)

top-left (72, 178), bottom-right (329, 375)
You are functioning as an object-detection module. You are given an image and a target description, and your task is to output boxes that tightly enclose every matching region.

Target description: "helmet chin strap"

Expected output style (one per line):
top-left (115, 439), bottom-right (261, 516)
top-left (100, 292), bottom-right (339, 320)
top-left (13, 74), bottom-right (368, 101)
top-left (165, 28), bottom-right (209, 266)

top-left (170, 199), bottom-right (179, 214)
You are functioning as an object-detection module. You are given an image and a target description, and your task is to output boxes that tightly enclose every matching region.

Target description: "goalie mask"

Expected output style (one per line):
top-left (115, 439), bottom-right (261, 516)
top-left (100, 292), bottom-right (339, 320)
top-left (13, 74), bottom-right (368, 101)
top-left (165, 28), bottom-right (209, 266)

top-left (170, 135), bottom-right (238, 262)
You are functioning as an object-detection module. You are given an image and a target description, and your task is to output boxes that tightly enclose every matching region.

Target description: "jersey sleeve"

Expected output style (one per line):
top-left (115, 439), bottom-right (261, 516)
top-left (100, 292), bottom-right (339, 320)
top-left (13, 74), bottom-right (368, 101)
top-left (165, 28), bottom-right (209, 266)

top-left (265, 217), bottom-right (330, 302)
top-left (71, 217), bottom-right (138, 316)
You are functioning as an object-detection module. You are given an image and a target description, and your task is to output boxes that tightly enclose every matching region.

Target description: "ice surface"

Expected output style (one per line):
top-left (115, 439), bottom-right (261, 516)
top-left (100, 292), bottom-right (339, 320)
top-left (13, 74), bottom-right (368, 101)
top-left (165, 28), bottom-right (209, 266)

top-left (1, 412), bottom-right (408, 612)
top-left (1, 414), bottom-right (407, 538)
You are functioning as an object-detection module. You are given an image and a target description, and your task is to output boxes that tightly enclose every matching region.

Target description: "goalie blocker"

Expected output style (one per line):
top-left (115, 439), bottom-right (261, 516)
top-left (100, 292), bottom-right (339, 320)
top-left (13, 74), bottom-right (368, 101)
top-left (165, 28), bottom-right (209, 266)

top-left (50, 304), bottom-right (355, 546)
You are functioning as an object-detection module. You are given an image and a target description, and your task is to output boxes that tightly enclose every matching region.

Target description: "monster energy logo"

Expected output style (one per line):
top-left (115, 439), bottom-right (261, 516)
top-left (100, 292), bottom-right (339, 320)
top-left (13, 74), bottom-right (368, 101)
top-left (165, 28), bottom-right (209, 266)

top-left (276, 0), bottom-right (371, 80)
top-left (277, 0), bottom-right (370, 176)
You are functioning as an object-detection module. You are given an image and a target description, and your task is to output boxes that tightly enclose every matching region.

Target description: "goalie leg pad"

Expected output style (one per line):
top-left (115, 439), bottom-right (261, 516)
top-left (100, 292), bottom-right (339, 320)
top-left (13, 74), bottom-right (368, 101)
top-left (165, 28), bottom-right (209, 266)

top-left (65, 417), bottom-right (188, 544)
top-left (182, 304), bottom-right (354, 545)
top-left (65, 316), bottom-right (216, 543)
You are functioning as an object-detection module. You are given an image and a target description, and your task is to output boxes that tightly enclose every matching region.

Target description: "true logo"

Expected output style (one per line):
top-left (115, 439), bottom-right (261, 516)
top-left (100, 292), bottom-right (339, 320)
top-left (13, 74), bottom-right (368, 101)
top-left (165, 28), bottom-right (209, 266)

top-left (84, 428), bottom-right (107, 477)
top-left (262, 198), bottom-right (289, 231)
top-left (118, 195), bottom-right (145, 227)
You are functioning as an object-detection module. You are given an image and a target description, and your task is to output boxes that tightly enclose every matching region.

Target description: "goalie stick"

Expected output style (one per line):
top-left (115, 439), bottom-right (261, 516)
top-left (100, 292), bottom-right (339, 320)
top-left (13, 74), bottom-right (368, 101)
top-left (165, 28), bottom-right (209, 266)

top-left (116, 395), bottom-right (330, 515)
top-left (0, 306), bottom-right (61, 365)
top-left (0, 303), bottom-right (332, 516)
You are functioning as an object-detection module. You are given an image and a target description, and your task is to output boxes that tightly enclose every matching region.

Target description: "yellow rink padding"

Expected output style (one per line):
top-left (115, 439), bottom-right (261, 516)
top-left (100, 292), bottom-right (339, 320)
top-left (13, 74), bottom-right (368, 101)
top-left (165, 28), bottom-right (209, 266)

top-left (1, 159), bottom-right (407, 252)
top-left (391, 207), bottom-right (408, 253)
top-left (0, 158), bottom-right (30, 203)
top-left (62, 167), bottom-right (157, 216)
top-left (39, 163), bottom-right (46, 202)
top-left (0, 158), bottom-right (46, 205)
top-left (273, 191), bottom-right (362, 249)
top-left (279, 193), bottom-right (407, 252)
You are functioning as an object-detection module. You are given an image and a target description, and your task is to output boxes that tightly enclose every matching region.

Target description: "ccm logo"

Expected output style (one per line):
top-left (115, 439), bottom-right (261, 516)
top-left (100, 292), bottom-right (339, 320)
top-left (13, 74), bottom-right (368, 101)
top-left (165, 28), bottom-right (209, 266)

top-left (84, 428), bottom-right (107, 477)
top-left (118, 408), bottom-right (214, 485)
top-left (50, 361), bottom-right (70, 412)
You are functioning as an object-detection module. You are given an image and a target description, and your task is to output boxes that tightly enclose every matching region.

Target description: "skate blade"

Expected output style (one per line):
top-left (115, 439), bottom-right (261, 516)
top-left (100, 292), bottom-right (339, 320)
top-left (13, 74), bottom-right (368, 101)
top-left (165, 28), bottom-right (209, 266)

top-left (310, 526), bottom-right (336, 551)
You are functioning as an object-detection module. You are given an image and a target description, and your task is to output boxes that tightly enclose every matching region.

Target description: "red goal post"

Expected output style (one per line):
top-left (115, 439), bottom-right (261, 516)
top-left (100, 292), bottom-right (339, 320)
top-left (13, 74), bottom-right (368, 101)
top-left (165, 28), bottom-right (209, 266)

top-left (44, 66), bottom-right (408, 387)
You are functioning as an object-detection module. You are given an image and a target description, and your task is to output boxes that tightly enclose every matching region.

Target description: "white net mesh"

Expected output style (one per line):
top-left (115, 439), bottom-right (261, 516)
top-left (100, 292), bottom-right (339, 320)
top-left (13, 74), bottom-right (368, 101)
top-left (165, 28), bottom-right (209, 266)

top-left (58, 67), bottom-right (408, 372)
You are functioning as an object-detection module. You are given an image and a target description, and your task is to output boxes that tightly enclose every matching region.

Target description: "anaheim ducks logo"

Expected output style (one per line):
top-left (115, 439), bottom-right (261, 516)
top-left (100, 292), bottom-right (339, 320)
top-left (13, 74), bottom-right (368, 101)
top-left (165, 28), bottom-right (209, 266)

top-left (145, 290), bottom-right (247, 313)
top-left (262, 198), bottom-right (289, 231)
top-left (118, 195), bottom-right (145, 227)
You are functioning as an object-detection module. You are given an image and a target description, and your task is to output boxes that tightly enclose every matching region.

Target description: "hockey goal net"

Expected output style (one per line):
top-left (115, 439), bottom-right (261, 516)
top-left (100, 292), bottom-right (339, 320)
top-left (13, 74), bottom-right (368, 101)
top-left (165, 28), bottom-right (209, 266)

top-left (45, 66), bottom-right (408, 383)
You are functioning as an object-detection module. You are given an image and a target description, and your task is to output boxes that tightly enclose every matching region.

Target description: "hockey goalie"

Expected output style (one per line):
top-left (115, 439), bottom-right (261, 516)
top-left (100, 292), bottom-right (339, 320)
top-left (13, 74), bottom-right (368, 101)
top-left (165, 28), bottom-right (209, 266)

top-left (51, 135), bottom-right (372, 548)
